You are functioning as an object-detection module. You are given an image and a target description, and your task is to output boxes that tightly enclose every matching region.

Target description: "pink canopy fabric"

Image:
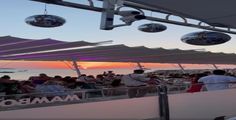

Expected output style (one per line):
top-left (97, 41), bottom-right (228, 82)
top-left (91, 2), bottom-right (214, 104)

top-left (0, 36), bottom-right (109, 56)
top-left (0, 43), bottom-right (235, 64)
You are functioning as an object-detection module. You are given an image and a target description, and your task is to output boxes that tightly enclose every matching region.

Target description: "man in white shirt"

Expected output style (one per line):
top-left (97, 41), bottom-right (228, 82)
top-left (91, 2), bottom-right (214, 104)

top-left (198, 69), bottom-right (236, 91)
top-left (121, 69), bottom-right (149, 98)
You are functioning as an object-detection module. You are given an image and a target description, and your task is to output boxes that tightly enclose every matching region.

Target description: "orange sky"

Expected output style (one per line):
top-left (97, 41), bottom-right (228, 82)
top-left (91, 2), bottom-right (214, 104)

top-left (0, 61), bottom-right (165, 69)
top-left (0, 60), bottom-right (234, 70)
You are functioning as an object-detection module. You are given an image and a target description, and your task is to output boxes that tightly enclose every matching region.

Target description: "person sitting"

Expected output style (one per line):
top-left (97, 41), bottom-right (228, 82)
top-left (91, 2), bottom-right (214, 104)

top-left (107, 71), bottom-right (115, 77)
top-left (103, 71), bottom-right (115, 85)
top-left (63, 76), bottom-right (77, 89)
top-left (75, 81), bottom-right (96, 89)
top-left (111, 79), bottom-right (121, 87)
top-left (186, 74), bottom-right (205, 93)
top-left (53, 75), bottom-right (63, 81)
top-left (198, 69), bottom-right (236, 91)
top-left (77, 74), bottom-right (87, 82)
top-left (147, 75), bottom-right (160, 85)
top-left (35, 79), bottom-right (68, 96)
top-left (121, 69), bottom-right (149, 98)
top-left (96, 74), bottom-right (104, 85)
top-left (146, 75), bottom-right (160, 93)
top-left (0, 75), bottom-right (19, 95)
top-left (29, 73), bottom-right (51, 85)
top-left (85, 75), bottom-right (96, 83)
top-left (0, 75), bottom-right (13, 83)
top-left (18, 81), bottom-right (35, 94)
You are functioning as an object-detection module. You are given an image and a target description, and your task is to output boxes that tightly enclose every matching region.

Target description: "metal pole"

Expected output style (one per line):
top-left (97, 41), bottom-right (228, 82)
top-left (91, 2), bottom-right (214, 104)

top-left (137, 62), bottom-right (143, 70)
top-left (213, 64), bottom-right (218, 69)
top-left (72, 60), bottom-right (81, 77)
top-left (158, 85), bottom-right (170, 120)
top-left (177, 63), bottom-right (185, 73)
top-left (31, 0), bottom-right (236, 34)
top-left (31, 0), bottom-right (104, 12)
top-left (145, 16), bottom-right (236, 35)
top-left (100, 0), bottom-right (116, 30)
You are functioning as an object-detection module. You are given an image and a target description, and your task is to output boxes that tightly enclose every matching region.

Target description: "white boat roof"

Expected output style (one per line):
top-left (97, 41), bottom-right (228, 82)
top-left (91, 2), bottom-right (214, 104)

top-left (0, 40), bottom-right (235, 64)
top-left (126, 0), bottom-right (236, 28)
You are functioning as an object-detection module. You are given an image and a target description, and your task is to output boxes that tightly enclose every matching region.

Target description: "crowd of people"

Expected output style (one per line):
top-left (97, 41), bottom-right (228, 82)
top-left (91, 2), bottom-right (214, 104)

top-left (0, 71), bottom-right (121, 95)
top-left (0, 69), bottom-right (235, 98)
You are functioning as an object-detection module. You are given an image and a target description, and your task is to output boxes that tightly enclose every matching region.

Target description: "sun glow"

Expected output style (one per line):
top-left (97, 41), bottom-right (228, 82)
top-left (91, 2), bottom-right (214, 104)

top-left (0, 60), bottom-right (235, 70)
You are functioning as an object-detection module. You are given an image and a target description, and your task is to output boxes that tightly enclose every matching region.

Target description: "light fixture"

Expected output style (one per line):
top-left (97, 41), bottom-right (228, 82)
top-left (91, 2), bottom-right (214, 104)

top-left (181, 31), bottom-right (231, 46)
top-left (25, 4), bottom-right (65, 28)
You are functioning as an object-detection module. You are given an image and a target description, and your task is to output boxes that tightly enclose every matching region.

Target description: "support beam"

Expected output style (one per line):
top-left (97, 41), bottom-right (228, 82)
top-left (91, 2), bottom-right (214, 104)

top-left (31, 0), bottom-right (236, 34)
top-left (145, 16), bottom-right (236, 35)
top-left (31, 0), bottom-right (103, 12)
top-left (100, 0), bottom-right (116, 30)
top-left (72, 60), bottom-right (81, 77)
top-left (212, 64), bottom-right (218, 69)
top-left (177, 63), bottom-right (185, 73)
top-left (137, 62), bottom-right (144, 70)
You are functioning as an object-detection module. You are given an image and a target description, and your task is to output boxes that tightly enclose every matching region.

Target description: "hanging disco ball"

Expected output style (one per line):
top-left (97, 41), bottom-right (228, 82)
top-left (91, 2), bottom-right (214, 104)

top-left (138, 23), bottom-right (167, 33)
top-left (181, 31), bottom-right (231, 46)
top-left (25, 14), bottom-right (66, 28)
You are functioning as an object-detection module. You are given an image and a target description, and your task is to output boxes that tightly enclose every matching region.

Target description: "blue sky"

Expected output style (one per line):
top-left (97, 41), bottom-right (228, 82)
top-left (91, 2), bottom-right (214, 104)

top-left (0, 0), bottom-right (235, 53)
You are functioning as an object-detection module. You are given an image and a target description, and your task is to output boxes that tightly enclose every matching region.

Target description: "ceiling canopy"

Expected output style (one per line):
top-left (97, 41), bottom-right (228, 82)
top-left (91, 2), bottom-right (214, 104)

top-left (0, 38), bottom-right (235, 65)
top-left (30, 0), bottom-right (236, 34)
top-left (126, 0), bottom-right (236, 28)
top-left (0, 36), bottom-right (111, 56)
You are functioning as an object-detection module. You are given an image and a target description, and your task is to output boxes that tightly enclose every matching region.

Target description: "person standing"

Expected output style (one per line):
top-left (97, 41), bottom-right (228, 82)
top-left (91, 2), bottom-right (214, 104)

top-left (122, 69), bottom-right (149, 98)
top-left (198, 69), bottom-right (236, 91)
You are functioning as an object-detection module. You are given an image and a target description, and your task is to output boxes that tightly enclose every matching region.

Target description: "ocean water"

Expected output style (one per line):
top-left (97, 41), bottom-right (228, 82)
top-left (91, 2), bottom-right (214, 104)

top-left (0, 68), bottom-right (133, 80)
top-left (1, 66), bottom-right (235, 80)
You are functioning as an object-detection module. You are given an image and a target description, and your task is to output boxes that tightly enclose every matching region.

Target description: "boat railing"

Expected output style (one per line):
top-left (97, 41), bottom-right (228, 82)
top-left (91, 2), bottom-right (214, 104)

top-left (0, 83), bottom-right (191, 100)
top-left (1, 81), bottom-right (236, 111)
top-left (0, 84), bottom-right (190, 110)
top-left (2, 80), bottom-right (235, 100)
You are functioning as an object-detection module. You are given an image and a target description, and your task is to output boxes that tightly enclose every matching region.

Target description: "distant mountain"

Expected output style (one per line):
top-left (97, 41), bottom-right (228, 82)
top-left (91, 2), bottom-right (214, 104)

top-left (0, 71), bottom-right (15, 73)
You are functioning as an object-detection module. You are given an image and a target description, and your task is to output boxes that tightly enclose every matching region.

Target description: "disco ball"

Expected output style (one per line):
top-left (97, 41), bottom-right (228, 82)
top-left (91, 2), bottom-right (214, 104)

top-left (138, 23), bottom-right (167, 33)
top-left (25, 14), bottom-right (66, 28)
top-left (181, 31), bottom-right (231, 46)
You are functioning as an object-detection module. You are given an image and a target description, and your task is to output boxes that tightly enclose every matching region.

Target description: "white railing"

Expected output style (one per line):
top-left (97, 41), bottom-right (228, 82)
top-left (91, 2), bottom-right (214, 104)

top-left (0, 84), bottom-right (190, 111)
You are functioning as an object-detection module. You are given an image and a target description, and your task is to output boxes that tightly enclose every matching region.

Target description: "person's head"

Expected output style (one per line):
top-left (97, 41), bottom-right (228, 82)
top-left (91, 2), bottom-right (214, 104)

top-left (96, 74), bottom-right (103, 78)
top-left (107, 71), bottom-right (115, 76)
top-left (39, 73), bottom-right (48, 77)
top-left (63, 76), bottom-right (72, 80)
top-left (87, 75), bottom-right (95, 79)
top-left (54, 75), bottom-right (62, 79)
top-left (80, 74), bottom-right (86, 77)
top-left (213, 69), bottom-right (226, 75)
top-left (133, 69), bottom-right (144, 74)
top-left (191, 73), bottom-right (207, 83)
top-left (1, 75), bottom-right (11, 80)
top-left (21, 81), bottom-right (34, 86)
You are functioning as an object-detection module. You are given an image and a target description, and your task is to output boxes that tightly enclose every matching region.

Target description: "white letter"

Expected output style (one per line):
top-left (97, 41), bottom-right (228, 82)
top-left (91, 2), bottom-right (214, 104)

top-left (51, 96), bottom-right (64, 103)
top-left (18, 98), bottom-right (31, 105)
top-left (31, 97), bottom-right (50, 104)
top-left (64, 95), bottom-right (80, 102)
top-left (0, 99), bottom-right (18, 107)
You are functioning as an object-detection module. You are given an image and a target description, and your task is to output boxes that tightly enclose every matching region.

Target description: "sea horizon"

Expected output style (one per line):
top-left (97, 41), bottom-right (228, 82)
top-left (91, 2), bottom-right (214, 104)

top-left (1, 66), bottom-right (235, 80)
top-left (0, 68), bottom-right (135, 80)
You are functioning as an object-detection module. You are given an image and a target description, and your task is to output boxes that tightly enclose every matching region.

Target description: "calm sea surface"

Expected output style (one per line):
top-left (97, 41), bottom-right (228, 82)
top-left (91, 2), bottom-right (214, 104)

top-left (1, 66), bottom-right (235, 80)
top-left (0, 68), bottom-right (133, 80)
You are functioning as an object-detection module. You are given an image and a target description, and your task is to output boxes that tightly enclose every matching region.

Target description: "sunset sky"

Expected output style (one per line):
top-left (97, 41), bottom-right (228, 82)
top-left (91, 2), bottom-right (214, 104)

top-left (0, 0), bottom-right (235, 70)
top-left (0, 61), bottom-right (234, 71)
